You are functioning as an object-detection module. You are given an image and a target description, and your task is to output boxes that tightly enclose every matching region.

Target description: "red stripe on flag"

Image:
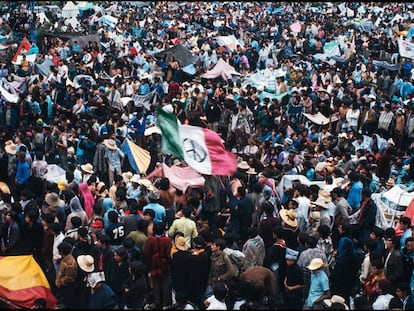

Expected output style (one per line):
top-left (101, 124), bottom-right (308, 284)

top-left (202, 128), bottom-right (237, 176)
top-left (0, 285), bottom-right (57, 309)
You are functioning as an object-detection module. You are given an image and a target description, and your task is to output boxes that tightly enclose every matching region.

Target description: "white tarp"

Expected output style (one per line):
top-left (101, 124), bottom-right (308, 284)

top-left (277, 174), bottom-right (324, 201)
top-left (97, 15), bottom-right (118, 28)
top-left (303, 112), bottom-right (339, 126)
top-left (61, 1), bottom-right (79, 19)
top-left (398, 39), bottom-right (414, 60)
top-left (45, 164), bottom-right (67, 184)
top-left (313, 41), bottom-right (341, 61)
top-left (12, 54), bottom-right (37, 65)
top-left (0, 80), bottom-right (19, 103)
top-left (382, 185), bottom-right (414, 207)
top-left (215, 35), bottom-right (244, 50)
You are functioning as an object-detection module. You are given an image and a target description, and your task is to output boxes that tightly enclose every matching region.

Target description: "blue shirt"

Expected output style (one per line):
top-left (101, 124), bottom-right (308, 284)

top-left (143, 202), bottom-right (166, 224)
top-left (347, 181), bottom-right (363, 210)
top-left (306, 269), bottom-right (330, 307)
top-left (16, 160), bottom-right (30, 185)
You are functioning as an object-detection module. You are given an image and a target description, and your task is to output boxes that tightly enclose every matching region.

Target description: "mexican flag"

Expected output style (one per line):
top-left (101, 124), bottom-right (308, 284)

top-left (157, 107), bottom-right (237, 176)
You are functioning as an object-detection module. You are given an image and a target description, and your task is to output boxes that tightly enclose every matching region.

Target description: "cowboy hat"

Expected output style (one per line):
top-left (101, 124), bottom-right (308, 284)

top-left (237, 161), bottom-right (250, 170)
top-left (312, 197), bottom-right (328, 209)
top-left (77, 255), bottom-right (95, 273)
top-left (318, 189), bottom-right (332, 203)
top-left (279, 209), bottom-right (298, 227)
top-left (45, 192), bottom-right (65, 208)
top-left (307, 257), bottom-right (327, 271)
top-left (339, 132), bottom-right (348, 139)
top-left (246, 167), bottom-right (257, 175)
top-left (141, 72), bottom-right (149, 80)
top-left (0, 181), bottom-right (11, 194)
top-left (137, 179), bottom-right (154, 191)
top-left (130, 174), bottom-right (141, 184)
top-left (122, 171), bottom-right (133, 183)
top-left (104, 139), bottom-right (117, 150)
top-left (81, 163), bottom-right (94, 174)
top-left (148, 190), bottom-right (160, 201)
top-left (4, 141), bottom-right (16, 155)
top-left (175, 236), bottom-right (189, 251)
top-left (323, 295), bottom-right (349, 310)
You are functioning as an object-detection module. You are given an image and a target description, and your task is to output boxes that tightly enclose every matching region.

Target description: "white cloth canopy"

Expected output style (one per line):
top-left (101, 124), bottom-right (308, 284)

top-left (61, 1), bottom-right (79, 19)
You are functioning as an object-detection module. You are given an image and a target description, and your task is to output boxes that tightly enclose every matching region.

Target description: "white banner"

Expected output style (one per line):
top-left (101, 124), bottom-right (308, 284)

top-left (398, 39), bottom-right (414, 59)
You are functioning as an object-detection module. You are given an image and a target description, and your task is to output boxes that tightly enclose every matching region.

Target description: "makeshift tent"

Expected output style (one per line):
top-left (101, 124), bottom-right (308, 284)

top-left (313, 41), bottom-right (341, 61)
top-left (132, 89), bottom-right (159, 112)
top-left (121, 138), bottom-right (151, 175)
top-left (11, 37), bottom-right (31, 63)
top-left (215, 35), bottom-right (244, 51)
top-left (73, 74), bottom-right (96, 89)
top-left (201, 58), bottom-right (241, 81)
top-left (61, 1), bottom-right (79, 19)
top-left (154, 44), bottom-right (199, 68)
top-left (277, 175), bottom-right (324, 202)
top-left (372, 60), bottom-right (401, 71)
top-left (146, 163), bottom-right (205, 193)
top-left (34, 57), bottom-right (54, 77)
top-left (77, 1), bottom-right (95, 12)
top-left (45, 164), bottom-right (67, 184)
top-left (96, 15), bottom-right (118, 28)
top-left (0, 255), bottom-right (57, 309)
top-left (303, 112), bottom-right (339, 125)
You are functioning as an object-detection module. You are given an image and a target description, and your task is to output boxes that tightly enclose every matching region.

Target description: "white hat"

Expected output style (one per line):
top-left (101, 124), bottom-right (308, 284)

top-left (4, 140), bottom-right (17, 155)
top-left (307, 258), bottom-right (327, 270)
top-left (237, 161), bottom-right (250, 170)
top-left (104, 139), bottom-right (117, 150)
top-left (323, 295), bottom-right (349, 310)
top-left (77, 255), bottom-right (95, 273)
top-left (285, 138), bottom-right (293, 145)
top-left (387, 138), bottom-right (395, 146)
top-left (339, 132), bottom-right (348, 139)
top-left (257, 85), bottom-right (264, 92)
top-left (81, 163), bottom-right (94, 174)
top-left (148, 190), bottom-right (160, 200)
top-left (137, 179), bottom-right (154, 191)
top-left (130, 174), bottom-right (141, 184)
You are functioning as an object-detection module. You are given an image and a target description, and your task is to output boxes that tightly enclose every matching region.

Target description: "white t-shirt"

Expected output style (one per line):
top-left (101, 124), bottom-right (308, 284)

top-left (372, 293), bottom-right (394, 310)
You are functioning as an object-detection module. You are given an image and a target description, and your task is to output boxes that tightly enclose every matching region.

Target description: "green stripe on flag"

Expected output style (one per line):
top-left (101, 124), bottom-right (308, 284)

top-left (157, 108), bottom-right (185, 160)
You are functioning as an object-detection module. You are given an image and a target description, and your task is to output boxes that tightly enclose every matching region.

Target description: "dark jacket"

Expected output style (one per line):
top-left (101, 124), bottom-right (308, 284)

top-left (358, 198), bottom-right (377, 230)
top-left (384, 248), bottom-right (403, 286)
top-left (123, 273), bottom-right (147, 309)
top-left (171, 249), bottom-right (192, 292)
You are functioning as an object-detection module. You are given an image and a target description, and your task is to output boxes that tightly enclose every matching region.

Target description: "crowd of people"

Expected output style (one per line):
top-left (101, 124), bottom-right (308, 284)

top-left (0, 1), bottom-right (414, 310)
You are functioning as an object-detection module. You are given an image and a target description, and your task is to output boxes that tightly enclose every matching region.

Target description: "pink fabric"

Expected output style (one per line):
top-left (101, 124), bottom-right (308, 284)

top-left (202, 127), bottom-right (238, 176)
top-left (79, 182), bottom-right (95, 220)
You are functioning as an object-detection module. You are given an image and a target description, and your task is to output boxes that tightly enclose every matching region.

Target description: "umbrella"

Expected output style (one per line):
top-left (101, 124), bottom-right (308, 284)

top-left (290, 22), bottom-right (302, 33)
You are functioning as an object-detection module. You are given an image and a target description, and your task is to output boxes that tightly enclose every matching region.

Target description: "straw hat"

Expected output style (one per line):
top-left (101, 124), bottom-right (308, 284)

top-left (246, 167), bottom-right (257, 175)
top-left (130, 174), bottom-right (141, 184)
top-left (318, 189), bottom-right (332, 203)
top-left (4, 140), bottom-right (17, 155)
top-left (237, 161), bottom-right (250, 170)
top-left (175, 236), bottom-right (189, 251)
top-left (386, 178), bottom-right (395, 187)
top-left (141, 72), bottom-right (149, 80)
top-left (279, 209), bottom-right (298, 227)
top-left (323, 295), bottom-right (349, 310)
top-left (312, 197), bottom-right (328, 209)
top-left (122, 171), bottom-right (133, 183)
top-left (81, 163), bottom-right (94, 174)
top-left (77, 255), bottom-right (95, 273)
top-left (0, 181), bottom-right (11, 194)
top-left (307, 258), bottom-right (327, 271)
top-left (310, 210), bottom-right (321, 221)
top-left (104, 139), bottom-right (117, 150)
top-left (137, 179), bottom-right (154, 191)
top-left (45, 192), bottom-right (65, 208)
